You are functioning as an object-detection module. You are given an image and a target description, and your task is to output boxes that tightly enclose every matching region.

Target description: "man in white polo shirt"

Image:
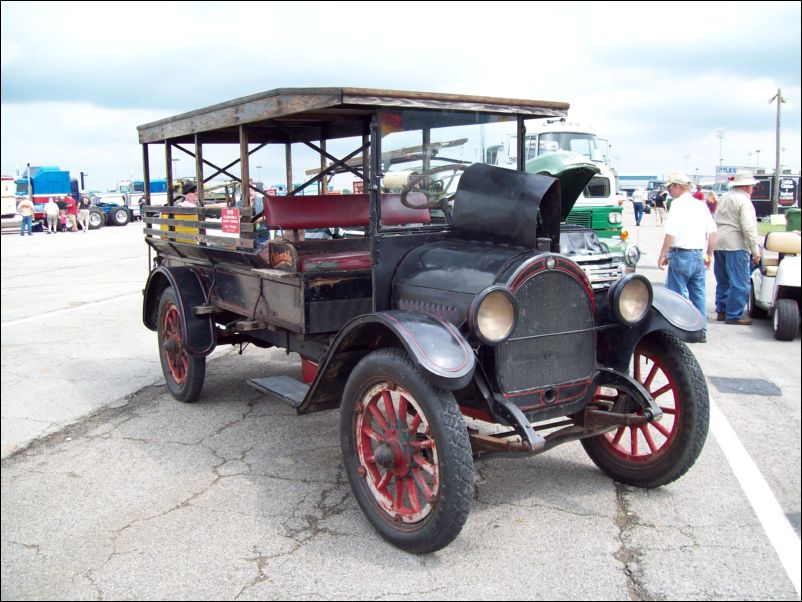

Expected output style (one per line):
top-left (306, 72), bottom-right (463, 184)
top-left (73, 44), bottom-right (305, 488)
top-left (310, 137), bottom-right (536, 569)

top-left (658, 172), bottom-right (718, 342)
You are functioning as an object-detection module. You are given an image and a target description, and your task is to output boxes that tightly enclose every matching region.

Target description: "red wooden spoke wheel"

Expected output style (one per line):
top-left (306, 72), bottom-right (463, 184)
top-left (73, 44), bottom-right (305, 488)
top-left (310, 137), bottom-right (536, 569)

top-left (157, 288), bottom-right (205, 403)
top-left (341, 349), bottom-right (473, 553)
top-left (356, 383), bottom-right (440, 524)
top-left (161, 302), bottom-right (188, 386)
top-left (582, 332), bottom-right (709, 488)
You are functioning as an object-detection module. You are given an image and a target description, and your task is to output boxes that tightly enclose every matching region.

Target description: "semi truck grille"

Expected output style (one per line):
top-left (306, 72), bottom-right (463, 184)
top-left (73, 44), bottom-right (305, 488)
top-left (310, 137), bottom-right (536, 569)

top-left (497, 270), bottom-right (595, 394)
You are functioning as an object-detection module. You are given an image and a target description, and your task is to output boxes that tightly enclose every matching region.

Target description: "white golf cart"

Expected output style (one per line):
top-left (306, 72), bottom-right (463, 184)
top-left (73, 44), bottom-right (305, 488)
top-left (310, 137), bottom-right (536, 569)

top-left (749, 230), bottom-right (801, 340)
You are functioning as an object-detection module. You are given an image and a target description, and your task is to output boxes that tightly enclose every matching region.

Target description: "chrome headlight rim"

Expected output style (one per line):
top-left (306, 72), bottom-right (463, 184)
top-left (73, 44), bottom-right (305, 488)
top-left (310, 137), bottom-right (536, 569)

top-left (609, 273), bottom-right (652, 326)
top-left (624, 244), bottom-right (642, 267)
top-left (608, 211), bottom-right (622, 224)
top-left (470, 286), bottom-right (518, 345)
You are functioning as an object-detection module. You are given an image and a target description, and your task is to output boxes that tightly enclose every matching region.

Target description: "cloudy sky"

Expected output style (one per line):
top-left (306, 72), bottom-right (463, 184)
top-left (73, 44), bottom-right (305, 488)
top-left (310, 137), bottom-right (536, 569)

top-left (2, 1), bottom-right (800, 192)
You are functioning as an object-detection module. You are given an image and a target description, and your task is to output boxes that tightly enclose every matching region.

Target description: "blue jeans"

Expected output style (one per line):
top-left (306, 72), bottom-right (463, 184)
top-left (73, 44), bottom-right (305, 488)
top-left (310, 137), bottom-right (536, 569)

top-left (633, 202), bottom-right (644, 225)
top-left (666, 248), bottom-right (707, 327)
top-left (20, 215), bottom-right (33, 236)
top-left (714, 250), bottom-right (750, 320)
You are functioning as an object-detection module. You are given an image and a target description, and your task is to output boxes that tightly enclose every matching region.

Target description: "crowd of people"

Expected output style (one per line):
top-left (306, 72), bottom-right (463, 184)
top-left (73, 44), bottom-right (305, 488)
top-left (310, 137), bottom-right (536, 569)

top-left (18, 194), bottom-right (94, 235)
top-left (654, 169), bottom-right (762, 343)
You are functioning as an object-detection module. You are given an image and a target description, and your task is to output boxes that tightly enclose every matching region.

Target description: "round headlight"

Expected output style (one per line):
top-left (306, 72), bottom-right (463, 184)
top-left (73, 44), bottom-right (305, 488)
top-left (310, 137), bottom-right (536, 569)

top-left (625, 244), bottom-right (641, 267)
top-left (609, 274), bottom-right (652, 325)
top-left (473, 288), bottom-right (517, 344)
top-left (608, 212), bottom-right (622, 224)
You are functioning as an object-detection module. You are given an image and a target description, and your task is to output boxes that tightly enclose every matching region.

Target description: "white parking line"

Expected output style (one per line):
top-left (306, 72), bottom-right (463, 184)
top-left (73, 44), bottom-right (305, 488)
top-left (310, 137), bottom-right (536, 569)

top-left (710, 397), bottom-right (801, 596)
top-left (0, 292), bottom-right (140, 328)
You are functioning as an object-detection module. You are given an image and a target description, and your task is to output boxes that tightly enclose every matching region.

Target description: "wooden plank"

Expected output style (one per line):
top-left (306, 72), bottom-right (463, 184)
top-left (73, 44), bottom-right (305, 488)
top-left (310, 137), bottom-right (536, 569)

top-left (141, 205), bottom-right (253, 218)
top-left (143, 227), bottom-right (256, 249)
top-left (341, 87), bottom-right (570, 111)
top-left (143, 216), bottom-right (255, 232)
top-left (251, 268), bottom-right (299, 282)
top-left (138, 91), bottom-right (342, 143)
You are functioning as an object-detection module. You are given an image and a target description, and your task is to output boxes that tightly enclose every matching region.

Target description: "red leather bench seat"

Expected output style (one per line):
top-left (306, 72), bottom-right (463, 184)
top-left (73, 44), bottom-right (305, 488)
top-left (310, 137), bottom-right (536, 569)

top-left (263, 193), bottom-right (429, 229)
top-left (264, 193), bottom-right (429, 272)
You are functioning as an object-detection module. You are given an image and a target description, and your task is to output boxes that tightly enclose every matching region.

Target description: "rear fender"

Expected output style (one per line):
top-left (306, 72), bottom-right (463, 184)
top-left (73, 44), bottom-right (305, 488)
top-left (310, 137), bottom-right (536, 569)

top-left (142, 266), bottom-right (215, 357)
top-left (300, 310), bottom-right (475, 413)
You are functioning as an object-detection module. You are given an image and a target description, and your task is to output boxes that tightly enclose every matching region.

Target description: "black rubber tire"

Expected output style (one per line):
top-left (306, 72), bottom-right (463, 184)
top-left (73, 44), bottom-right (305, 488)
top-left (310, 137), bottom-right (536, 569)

top-left (340, 349), bottom-right (474, 553)
top-left (773, 298), bottom-right (799, 341)
top-left (581, 331), bottom-right (709, 488)
top-left (157, 287), bottom-right (205, 402)
top-left (748, 283), bottom-right (768, 319)
top-left (110, 207), bottom-right (131, 227)
top-left (88, 209), bottom-right (105, 229)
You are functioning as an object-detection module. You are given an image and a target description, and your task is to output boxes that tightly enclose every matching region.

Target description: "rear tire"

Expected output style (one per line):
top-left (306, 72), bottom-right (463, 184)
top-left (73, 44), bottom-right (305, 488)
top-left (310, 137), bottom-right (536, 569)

top-left (110, 207), bottom-right (131, 227)
top-left (581, 332), bottom-right (709, 488)
top-left (157, 287), bottom-right (205, 402)
top-left (773, 299), bottom-right (799, 341)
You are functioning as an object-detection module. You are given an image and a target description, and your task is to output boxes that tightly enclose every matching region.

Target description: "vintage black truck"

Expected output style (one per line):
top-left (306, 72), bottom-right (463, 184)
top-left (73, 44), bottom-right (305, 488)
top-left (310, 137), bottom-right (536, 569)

top-left (140, 88), bottom-right (709, 553)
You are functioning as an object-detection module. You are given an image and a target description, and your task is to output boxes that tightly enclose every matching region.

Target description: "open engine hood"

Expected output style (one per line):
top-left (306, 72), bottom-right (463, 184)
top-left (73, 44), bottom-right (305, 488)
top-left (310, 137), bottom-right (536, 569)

top-left (525, 151), bottom-right (600, 221)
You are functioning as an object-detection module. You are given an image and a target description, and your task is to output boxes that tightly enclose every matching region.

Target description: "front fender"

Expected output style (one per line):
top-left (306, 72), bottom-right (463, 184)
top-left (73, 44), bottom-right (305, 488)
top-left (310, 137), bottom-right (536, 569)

top-left (650, 284), bottom-right (706, 333)
top-left (597, 285), bottom-right (704, 372)
top-left (142, 266), bottom-right (215, 357)
top-left (298, 310), bottom-right (476, 414)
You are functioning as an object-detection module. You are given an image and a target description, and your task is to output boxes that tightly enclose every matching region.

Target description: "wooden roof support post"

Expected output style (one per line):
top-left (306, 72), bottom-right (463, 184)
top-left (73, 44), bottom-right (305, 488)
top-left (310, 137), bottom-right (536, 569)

top-left (320, 136), bottom-right (327, 195)
top-left (362, 128), bottom-right (370, 187)
top-left (239, 125), bottom-right (250, 207)
top-left (285, 143), bottom-right (293, 194)
top-left (142, 143), bottom-right (151, 203)
top-left (195, 134), bottom-right (205, 207)
top-left (166, 143), bottom-right (175, 206)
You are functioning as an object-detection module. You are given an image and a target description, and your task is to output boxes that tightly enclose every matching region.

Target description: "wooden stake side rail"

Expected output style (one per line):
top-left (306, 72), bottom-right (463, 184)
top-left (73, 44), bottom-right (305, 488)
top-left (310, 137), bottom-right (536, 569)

top-left (143, 205), bottom-right (257, 250)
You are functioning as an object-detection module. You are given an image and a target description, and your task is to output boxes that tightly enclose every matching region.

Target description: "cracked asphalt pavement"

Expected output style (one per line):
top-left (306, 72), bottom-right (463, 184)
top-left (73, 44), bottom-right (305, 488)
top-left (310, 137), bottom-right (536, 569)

top-left (2, 218), bottom-right (799, 600)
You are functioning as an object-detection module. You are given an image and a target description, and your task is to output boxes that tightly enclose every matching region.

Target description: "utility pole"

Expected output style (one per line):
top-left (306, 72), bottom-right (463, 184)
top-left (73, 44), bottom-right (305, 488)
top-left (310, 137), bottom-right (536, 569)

top-left (769, 88), bottom-right (785, 215)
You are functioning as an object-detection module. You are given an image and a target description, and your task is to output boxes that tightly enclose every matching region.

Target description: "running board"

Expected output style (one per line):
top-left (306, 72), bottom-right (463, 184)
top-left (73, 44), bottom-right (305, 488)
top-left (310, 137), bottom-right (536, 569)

top-left (248, 376), bottom-right (309, 409)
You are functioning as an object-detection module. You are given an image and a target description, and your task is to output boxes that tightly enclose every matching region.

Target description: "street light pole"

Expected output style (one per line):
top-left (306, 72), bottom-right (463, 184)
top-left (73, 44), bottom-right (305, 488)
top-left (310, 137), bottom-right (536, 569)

top-left (756, 150), bottom-right (761, 169)
top-left (715, 128), bottom-right (726, 166)
top-left (769, 88), bottom-right (785, 215)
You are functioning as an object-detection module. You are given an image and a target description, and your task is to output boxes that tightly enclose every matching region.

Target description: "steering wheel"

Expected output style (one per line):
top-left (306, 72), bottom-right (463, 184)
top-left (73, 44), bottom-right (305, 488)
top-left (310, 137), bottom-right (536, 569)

top-left (400, 164), bottom-right (467, 209)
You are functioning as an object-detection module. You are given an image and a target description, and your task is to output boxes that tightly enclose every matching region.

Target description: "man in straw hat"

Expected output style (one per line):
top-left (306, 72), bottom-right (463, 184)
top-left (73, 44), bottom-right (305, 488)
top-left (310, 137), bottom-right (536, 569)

top-left (658, 171), bottom-right (718, 342)
top-left (713, 170), bottom-right (761, 325)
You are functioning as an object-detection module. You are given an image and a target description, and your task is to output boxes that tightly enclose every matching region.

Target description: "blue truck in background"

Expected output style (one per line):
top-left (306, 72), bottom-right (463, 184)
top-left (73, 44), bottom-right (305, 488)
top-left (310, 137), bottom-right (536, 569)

top-left (15, 165), bottom-right (101, 229)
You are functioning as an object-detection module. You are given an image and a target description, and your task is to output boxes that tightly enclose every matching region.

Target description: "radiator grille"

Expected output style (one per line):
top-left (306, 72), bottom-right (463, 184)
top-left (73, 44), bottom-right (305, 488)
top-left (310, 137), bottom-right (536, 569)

top-left (497, 270), bottom-right (594, 393)
top-left (564, 212), bottom-right (592, 228)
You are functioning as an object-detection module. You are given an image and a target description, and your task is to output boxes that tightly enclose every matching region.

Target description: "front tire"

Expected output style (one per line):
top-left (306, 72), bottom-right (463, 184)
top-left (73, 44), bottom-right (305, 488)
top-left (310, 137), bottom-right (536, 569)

top-left (773, 299), bottom-right (799, 341)
top-left (340, 349), bottom-right (474, 553)
top-left (157, 287), bottom-right (205, 402)
top-left (581, 332), bottom-right (709, 488)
